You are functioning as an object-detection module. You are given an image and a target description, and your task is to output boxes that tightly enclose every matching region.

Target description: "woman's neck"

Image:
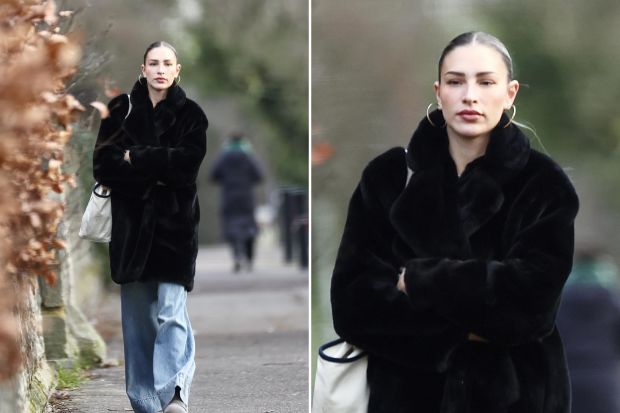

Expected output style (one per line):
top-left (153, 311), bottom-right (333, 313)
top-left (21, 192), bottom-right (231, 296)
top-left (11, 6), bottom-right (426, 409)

top-left (446, 130), bottom-right (490, 177)
top-left (147, 86), bottom-right (168, 108)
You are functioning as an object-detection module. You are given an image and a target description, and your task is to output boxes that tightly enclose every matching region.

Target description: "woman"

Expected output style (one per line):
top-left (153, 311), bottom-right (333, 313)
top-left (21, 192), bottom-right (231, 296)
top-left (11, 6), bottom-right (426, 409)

top-left (210, 132), bottom-right (264, 272)
top-left (93, 41), bottom-right (208, 413)
top-left (330, 32), bottom-right (579, 412)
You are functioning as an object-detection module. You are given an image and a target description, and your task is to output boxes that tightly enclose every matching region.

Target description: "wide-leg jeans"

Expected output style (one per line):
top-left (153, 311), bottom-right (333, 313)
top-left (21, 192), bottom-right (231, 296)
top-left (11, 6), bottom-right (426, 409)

top-left (120, 281), bottom-right (195, 413)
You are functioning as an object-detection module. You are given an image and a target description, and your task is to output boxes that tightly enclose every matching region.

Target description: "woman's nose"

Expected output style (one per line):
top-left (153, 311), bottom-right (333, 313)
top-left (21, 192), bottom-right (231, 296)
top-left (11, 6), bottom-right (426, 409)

top-left (462, 83), bottom-right (479, 103)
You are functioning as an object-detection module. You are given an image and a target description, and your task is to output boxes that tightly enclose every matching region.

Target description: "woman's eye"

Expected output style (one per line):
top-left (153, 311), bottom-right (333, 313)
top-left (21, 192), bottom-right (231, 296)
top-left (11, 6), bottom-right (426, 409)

top-left (446, 79), bottom-right (462, 85)
top-left (480, 80), bottom-right (495, 86)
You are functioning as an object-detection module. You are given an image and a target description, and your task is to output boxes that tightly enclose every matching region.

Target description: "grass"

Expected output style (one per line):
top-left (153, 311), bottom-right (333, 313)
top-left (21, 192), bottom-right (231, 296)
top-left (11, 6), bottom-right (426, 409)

top-left (56, 365), bottom-right (87, 390)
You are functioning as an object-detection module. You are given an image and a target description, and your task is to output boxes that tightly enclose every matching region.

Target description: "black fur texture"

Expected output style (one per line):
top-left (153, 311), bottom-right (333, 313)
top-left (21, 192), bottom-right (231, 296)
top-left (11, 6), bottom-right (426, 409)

top-left (93, 79), bottom-right (208, 291)
top-left (331, 112), bottom-right (579, 413)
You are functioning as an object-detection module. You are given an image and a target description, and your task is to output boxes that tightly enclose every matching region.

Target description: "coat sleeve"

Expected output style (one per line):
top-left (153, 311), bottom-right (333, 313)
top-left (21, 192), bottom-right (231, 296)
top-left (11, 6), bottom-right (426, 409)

top-left (92, 95), bottom-right (154, 189)
top-left (249, 155), bottom-right (264, 184)
top-left (403, 172), bottom-right (579, 346)
top-left (209, 153), bottom-right (224, 183)
top-left (331, 156), bottom-right (466, 369)
top-left (128, 110), bottom-right (208, 188)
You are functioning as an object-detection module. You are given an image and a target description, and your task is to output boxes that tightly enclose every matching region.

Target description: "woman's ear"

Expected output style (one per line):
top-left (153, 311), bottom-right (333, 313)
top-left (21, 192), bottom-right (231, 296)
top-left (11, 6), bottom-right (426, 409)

top-left (506, 79), bottom-right (519, 108)
top-left (140, 64), bottom-right (146, 77)
top-left (433, 80), bottom-right (442, 108)
top-left (176, 64), bottom-right (181, 76)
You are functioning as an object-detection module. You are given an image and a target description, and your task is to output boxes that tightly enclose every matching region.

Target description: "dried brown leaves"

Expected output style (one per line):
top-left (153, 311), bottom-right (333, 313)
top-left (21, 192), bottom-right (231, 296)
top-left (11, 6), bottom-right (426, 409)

top-left (0, 0), bottom-right (81, 283)
top-left (87, 79), bottom-right (122, 119)
top-left (89, 101), bottom-right (110, 119)
top-left (0, 0), bottom-right (82, 380)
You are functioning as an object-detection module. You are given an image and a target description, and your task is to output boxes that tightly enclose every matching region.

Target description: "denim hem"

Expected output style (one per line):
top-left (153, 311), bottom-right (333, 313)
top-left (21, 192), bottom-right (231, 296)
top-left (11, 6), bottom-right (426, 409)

top-left (177, 362), bottom-right (195, 403)
top-left (129, 394), bottom-right (162, 413)
top-left (157, 362), bottom-right (195, 408)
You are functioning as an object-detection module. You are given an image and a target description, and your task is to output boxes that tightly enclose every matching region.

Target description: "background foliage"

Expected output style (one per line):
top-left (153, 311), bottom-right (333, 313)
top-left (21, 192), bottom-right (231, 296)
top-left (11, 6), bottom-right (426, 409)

top-left (179, 1), bottom-right (308, 184)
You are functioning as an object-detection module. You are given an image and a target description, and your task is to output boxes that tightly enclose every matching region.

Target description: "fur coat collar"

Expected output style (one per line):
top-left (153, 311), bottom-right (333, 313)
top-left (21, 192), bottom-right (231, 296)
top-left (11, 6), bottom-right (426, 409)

top-left (407, 110), bottom-right (530, 182)
top-left (392, 110), bottom-right (531, 260)
top-left (123, 79), bottom-right (187, 146)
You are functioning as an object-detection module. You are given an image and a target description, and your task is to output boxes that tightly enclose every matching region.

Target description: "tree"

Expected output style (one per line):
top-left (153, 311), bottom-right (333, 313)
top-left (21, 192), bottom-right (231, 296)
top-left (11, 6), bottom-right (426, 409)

top-left (179, 0), bottom-right (308, 185)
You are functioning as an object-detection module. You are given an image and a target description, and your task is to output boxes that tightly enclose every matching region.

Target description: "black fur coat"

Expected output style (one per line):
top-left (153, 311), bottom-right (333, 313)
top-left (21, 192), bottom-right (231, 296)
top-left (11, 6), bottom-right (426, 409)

top-left (331, 111), bottom-right (579, 413)
top-left (93, 79), bottom-right (208, 291)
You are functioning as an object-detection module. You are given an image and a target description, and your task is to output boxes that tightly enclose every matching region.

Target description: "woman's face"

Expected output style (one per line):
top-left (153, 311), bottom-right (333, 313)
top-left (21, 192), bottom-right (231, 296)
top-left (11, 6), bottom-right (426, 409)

top-left (141, 46), bottom-right (181, 92)
top-left (434, 43), bottom-right (519, 141)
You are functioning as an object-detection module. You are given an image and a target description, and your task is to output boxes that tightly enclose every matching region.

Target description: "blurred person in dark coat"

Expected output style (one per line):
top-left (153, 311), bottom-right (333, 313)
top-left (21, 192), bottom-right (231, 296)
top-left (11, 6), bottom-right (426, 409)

top-left (557, 250), bottom-right (620, 413)
top-left (210, 132), bottom-right (264, 272)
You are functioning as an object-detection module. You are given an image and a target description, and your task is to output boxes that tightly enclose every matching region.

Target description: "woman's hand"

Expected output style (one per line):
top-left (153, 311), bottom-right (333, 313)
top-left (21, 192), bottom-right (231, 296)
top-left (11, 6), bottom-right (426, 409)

top-left (397, 267), bottom-right (407, 295)
top-left (123, 150), bottom-right (131, 164)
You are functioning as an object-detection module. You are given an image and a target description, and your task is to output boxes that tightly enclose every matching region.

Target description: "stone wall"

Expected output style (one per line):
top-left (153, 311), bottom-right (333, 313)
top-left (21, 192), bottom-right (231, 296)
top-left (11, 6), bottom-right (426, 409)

top-left (0, 185), bottom-right (108, 412)
top-left (41, 182), bottom-right (107, 369)
top-left (0, 278), bottom-right (55, 413)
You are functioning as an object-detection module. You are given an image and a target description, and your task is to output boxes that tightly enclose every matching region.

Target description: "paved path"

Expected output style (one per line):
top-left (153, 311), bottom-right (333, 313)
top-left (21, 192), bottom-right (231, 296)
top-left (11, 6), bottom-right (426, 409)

top-left (51, 239), bottom-right (309, 413)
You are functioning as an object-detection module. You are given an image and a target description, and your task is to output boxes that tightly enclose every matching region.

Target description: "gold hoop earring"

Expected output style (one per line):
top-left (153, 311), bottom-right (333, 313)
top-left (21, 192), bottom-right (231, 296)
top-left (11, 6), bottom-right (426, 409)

top-left (503, 105), bottom-right (516, 128)
top-left (174, 75), bottom-right (181, 85)
top-left (426, 103), bottom-right (445, 128)
top-left (138, 73), bottom-right (144, 81)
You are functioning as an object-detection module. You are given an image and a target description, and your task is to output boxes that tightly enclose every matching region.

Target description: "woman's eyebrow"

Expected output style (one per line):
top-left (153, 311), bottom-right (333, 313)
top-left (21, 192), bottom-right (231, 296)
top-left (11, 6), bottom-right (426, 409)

top-left (444, 71), bottom-right (497, 77)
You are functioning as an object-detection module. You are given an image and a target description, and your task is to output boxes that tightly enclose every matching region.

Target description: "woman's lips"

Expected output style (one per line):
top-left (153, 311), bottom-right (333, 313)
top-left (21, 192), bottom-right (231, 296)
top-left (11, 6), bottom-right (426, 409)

top-left (155, 77), bottom-right (167, 82)
top-left (457, 110), bottom-right (483, 121)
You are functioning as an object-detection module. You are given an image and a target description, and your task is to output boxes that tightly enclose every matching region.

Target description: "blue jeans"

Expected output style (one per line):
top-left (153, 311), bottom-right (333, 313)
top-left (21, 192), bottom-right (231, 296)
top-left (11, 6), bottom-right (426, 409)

top-left (121, 282), bottom-right (195, 413)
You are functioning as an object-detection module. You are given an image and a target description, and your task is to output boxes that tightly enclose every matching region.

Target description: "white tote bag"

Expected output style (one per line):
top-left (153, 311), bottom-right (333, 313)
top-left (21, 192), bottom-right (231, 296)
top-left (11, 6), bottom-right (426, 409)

top-left (312, 338), bottom-right (369, 413)
top-left (79, 183), bottom-right (111, 242)
top-left (79, 94), bottom-right (132, 243)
